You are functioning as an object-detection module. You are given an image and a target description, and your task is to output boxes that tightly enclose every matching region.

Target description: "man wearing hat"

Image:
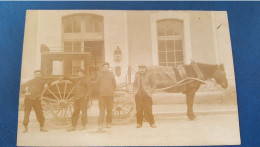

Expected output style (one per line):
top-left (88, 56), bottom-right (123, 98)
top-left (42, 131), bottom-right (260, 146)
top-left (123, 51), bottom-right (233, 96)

top-left (67, 69), bottom-right (92, 131)
top-left (133, 64), bottom-right (156, 128)
top-left (20, 70), bottom-right (48, 133)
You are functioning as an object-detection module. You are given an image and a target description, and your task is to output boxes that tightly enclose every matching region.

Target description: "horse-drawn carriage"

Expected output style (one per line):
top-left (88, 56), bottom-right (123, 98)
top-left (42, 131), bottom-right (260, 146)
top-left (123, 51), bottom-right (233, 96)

top-left (23, 45), bottom-right (135, 127)
top-left (21, 44), bottom-right (228, 127)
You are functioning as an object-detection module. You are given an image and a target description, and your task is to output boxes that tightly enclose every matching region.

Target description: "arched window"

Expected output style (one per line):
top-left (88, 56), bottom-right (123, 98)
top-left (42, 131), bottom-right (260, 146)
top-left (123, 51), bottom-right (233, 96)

top-left (157, 19), bottom-right (184, 66)
top-left (62, 14), bottom-right (104, 76)
top-left (63, 14), bottom-right (103, 33)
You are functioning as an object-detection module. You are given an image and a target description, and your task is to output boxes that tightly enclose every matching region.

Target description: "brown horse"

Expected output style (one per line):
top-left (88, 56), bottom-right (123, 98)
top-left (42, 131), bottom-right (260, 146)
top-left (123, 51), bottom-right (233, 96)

top-left (148, 62), bottom-right (228, 120)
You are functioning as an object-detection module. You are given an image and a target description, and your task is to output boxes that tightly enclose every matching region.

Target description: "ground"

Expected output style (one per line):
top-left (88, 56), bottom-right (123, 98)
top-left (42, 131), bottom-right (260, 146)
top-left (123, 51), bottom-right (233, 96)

top-left (17, 113), bottom-right (240, 146)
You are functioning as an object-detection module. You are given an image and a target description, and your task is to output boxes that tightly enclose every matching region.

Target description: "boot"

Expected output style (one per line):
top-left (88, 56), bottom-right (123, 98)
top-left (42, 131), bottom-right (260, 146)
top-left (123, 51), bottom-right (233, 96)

top-left (23, 125), bottom-right (28, 133)
top-left (67, 126), bottom-right (76, 132)
top-left (40, 126), bottom-right (48, 132)
top-left (150, 123), bottom-right (157, 128)
top-left (136, 123), bottom-right (142, 128)
top-left (98, 124), bottom-right (103, 131)
top-left (79, 125), bottom-right (86, 131)
top-left (105, 123), bottom-right (111, 128)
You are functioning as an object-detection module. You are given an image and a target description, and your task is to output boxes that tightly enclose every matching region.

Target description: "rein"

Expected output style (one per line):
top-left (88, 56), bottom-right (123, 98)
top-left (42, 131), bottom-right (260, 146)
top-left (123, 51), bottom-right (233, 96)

top-left (193, 62), bottom-right (220, 81)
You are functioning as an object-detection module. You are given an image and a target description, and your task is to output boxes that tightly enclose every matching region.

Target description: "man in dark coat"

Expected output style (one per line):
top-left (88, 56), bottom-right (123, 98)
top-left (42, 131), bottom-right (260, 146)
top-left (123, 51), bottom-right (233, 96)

top-left (67, 70), bottom-right (92, 131)
top-left (133, 65), bottom-right (156, 128)
top-left (96, 62), bottom-right (117, 130)
top-left (20, 70), bottom-right (48, 133)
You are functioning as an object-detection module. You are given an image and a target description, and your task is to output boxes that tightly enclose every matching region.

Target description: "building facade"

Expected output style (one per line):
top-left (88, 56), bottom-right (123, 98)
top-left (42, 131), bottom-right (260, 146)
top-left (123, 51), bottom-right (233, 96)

top-left (21, 10), bottom-right (235, 86)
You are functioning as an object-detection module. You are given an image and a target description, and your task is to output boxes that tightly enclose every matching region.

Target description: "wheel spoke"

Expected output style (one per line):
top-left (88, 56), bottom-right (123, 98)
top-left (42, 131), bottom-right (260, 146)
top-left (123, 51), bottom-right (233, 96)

top-left (55, 83), bottom-right (63, 100)
top-left (59, 108), bottom-right (64, 126)
top-left (116, 109), bottom-right (120, 116)
top-left (122, 104), bottom-right (131, 111)
top-left (64, 87), bottom-right (75, 101)
top-left (63, 82), bottom-right (67, 100)
top-left (64, 107), bottom-right (68, 118)
top-left (47, 88), bottom-right (61, 101)
top-left (121, 107), bottom-right (130, 115)
top-left (51, 109), bottom-right (61, 120)
top-left (42, 96), bottom-right (59, 103)
top-left (44, 110), bottom-right (52, 117)
top-left (113, 108), bottom-right (118, 116)
top-left (68, 103), bottom-right (73, 115)
top-left (65, 96), bottom-right (75, 103)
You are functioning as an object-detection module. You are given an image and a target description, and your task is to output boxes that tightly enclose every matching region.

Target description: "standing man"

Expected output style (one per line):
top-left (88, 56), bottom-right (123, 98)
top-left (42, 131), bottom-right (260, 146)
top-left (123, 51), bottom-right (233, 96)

top-left (20, 70), bottom-right (48, 133)
top-left (67, 69), bottom-right (92, 131)
top-left (96, 62), bottom-right (116, 130)
top-left (133, 65), bottom-right (156, 128)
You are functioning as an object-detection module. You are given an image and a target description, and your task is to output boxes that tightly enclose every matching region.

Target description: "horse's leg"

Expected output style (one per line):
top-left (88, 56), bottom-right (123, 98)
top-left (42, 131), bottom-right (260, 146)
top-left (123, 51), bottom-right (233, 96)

top-left (186, 91), bottom-right (196, 120)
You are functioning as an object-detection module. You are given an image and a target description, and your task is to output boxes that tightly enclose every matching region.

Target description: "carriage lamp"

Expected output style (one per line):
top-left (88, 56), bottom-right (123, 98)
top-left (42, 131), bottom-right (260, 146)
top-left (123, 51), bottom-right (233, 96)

top-left (114, 46), bottom-right (122, 62)
top-left (115, 66), bottom-right (121, 77)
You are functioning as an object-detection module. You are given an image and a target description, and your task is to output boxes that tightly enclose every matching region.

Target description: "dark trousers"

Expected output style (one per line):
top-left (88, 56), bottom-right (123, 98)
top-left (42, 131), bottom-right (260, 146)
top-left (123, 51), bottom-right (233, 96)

top-left (71, 98), bottom-right (89, 127)
top-left (98, 96), bottom-right (114, 125)
top-left (135, 94), bottom-right (155, 125)
top-left (23, 97), bottom-right (45, 127)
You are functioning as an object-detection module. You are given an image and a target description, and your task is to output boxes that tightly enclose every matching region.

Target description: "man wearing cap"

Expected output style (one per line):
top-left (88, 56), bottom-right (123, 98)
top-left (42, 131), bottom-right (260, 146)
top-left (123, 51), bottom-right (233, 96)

top-left (67, 69), bottom-right (92, 131)
top-left (95, 62), bottom-right (116, 130)
top-left (133, 65), bottom-right (156, 128)
top-left (20, 70), bottom-right (48, 133)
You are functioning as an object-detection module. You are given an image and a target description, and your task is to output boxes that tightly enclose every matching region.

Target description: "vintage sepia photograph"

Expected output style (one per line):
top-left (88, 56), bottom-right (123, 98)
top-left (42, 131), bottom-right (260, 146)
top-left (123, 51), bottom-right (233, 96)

top-left (17, 10), bottom-right (240, 146)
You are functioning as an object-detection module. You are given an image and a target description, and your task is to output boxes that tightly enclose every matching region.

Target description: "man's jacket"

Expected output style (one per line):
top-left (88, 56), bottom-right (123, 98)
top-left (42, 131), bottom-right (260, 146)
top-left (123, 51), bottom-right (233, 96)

top-left (74, 77), bottom-right (92, 99)
top-left (133, 71), bottom-right (156, 98)
top-left (95, 71), bottom-right (116, 97)
top-left (20, 77), bottom-right (45, 99)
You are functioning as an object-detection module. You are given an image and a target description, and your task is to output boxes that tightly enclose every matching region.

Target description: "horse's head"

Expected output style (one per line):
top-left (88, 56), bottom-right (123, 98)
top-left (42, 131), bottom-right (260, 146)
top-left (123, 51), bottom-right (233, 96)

top-left (213, 64), bottom-right (228, 89)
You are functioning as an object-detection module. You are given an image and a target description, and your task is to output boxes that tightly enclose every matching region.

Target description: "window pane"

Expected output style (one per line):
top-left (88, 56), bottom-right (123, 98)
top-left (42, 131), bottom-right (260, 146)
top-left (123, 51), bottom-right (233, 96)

top-left (175, 40), bottom-right (182, 50)
top-left (52, 60), bottom-right (63, 75)
top-left (157, 28), bottom-right (165, 36)
top-left (73, 42), bottom-right (81, 52)
top-left (172, 21), bottom-right (183, 36)
top-left (167, 51), bottom-right (175, 62)
top-left (166, 28), bottom-right (173, 36)
top-left (72, 60), bottom-right (81, 75)
top-left (85, 16), bottom-right (93, 32)
top-left (73, 16), bottom-right (81, 33)
top-left (158, 52), bottom-right (166, 62)
top-left (63, 60), bottom-right (72, 75)
top-left (63, 18), bottom-right (72, 33)
top-left (159, 62), bottom-right (166, 66)
top-left (166, 40), bottom-right (174, 51)
top-left (72, 67), bottom-right (81, 75)
top-left (94, 20), bottom-right (99, 32)
top-left (158, 40), bottom-right (166, 51)
top-left (176, 62), bottom-right (183, 66)
top-left (175, 51), bottom-right (184, 62)
top-left (157, 21), bottom-right (165, 36)
top-left (157, 19), bottom-right (184, 36)
top-left (64, 42), bottom-right (72, 52)
top-left (168, 62), bottom-right (175, 67)
top-left (94, 17), bottom-right (103, 32)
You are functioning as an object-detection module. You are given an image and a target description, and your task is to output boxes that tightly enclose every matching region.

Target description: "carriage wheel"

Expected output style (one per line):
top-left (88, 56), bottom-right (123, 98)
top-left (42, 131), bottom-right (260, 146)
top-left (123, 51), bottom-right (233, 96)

top-left (113, 90), bottom-right (135, 124)
top-left (41, 80), bottom-right (75, 128)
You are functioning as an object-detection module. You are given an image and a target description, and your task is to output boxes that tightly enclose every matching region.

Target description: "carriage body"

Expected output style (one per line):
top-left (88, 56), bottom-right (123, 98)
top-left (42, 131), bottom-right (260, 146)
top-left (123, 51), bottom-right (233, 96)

top-left (37, 48), bottom-right (135, 127)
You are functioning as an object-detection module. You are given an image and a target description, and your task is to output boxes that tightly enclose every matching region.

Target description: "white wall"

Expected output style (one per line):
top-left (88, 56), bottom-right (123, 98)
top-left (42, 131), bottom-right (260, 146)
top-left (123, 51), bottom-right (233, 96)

top-left (22, 10), bottom-right (129, 83)
top-left (20, 10), bottom-right (38, 83)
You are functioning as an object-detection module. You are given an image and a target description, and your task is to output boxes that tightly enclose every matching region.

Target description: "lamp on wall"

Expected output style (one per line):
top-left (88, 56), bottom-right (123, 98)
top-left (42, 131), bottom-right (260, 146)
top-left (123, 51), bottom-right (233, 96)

top-left (114, 46), bottom-right (122, 62)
